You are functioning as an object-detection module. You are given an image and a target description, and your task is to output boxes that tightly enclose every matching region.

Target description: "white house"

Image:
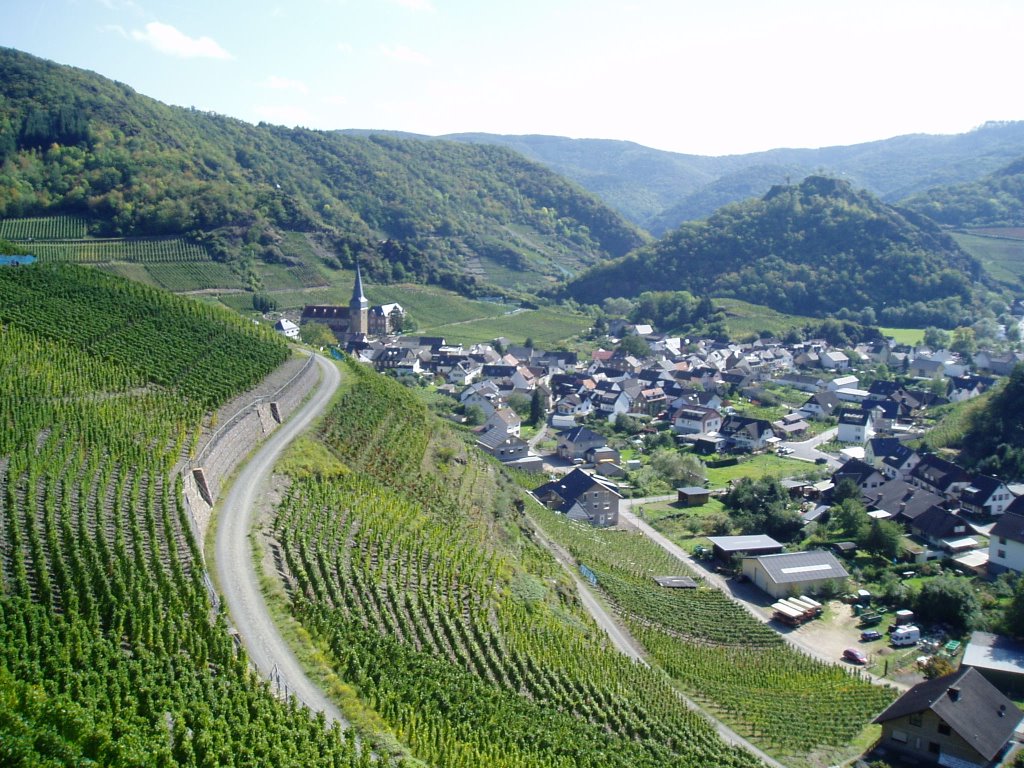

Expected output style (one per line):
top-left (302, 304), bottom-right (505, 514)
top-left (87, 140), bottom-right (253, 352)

top-left (820, 350), bottom-right (850, 370)
top-left (837, 408), bottom-right (875, 444)
top-left (274, 318), bottom-right (301, 339)
top-left (988, 511), bottom-right (1024, 574)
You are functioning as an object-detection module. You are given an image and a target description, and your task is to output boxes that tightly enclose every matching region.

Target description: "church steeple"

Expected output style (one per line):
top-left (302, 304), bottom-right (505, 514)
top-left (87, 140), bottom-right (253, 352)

top-left (349, 261), bottom-right (369, 335)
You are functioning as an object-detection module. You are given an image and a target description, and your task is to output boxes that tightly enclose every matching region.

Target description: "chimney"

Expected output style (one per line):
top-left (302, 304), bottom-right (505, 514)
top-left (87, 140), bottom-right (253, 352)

top-left (948, 686), bottom-right (960, 702)
top-left (1000, 704), bottom-right (1007, 718)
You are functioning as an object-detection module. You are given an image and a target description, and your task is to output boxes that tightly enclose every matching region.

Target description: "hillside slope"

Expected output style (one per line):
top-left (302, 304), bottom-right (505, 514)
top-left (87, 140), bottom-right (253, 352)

top-left (902, 155), bottom-right (1024, 227)
top-left (446, 123), bottom-right (1024, 233)
top-left (562, 176), bottom-right (983, 327)
top-left (0, 47), bottom-right (644, 293)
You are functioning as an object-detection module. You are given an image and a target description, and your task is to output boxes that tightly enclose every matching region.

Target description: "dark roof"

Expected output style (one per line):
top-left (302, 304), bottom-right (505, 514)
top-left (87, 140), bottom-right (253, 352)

top-left (961, 474), bottom-right (1007, 505)
top-left (910, 454), bottom-right (971, 493)
top-left (557, 426), bottom-right (605, 445)
top-left (991, 511), bottom-right (1024, 545)
top-left (476, 429), bottom-right (526, 451)
top-left (911, 505), bottom-right (968, 540)
top-left (832, 458), bottom-right (882, 488)
top-left (867, 437), bottom-right (903, 461)
top-left (534, 468), bottom-right (622, 512)
top-left (837, 408), bottom-right (871, 426)
top-left (748, 550), bottom-right (848, 584)
top-left (880, 443), bottom-right (917, 471)
top-left (873, 667), bottom-right (1022, 762)
top-left (863, 480), bottom-right (944, 522)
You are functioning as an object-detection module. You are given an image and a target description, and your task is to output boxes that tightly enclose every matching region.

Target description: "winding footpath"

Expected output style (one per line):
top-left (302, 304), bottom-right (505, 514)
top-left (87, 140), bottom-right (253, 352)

top-left (213, 352), bottom-right (346, 724)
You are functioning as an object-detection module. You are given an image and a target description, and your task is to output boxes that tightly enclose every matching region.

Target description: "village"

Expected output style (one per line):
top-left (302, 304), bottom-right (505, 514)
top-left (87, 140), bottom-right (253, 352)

top-left (287, 276), bottom-right (1024, 767)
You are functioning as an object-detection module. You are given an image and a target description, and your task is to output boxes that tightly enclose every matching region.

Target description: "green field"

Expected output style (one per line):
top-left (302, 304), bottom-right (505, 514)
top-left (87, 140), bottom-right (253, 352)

top-left (953, 231), bottom-right (1024, 288)
top-left (879, 326), bottom-right (926, 345)
top-left (428, 306), bottom-right (592, 346)
top-left (712, 297), bottom-right (814, 339)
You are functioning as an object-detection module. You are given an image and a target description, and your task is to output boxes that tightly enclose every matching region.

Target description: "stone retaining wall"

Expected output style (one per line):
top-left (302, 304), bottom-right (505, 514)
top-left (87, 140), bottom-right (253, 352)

top-left (178, 353), bottom-right (321, 549)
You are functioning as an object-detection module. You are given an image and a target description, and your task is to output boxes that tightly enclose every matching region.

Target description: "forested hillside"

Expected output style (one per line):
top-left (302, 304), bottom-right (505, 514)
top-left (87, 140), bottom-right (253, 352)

top-left (902, 156), bottom-right (1024, 227)
top-left (562, 176), bottom-right (983, 328)
top-left (448, 123), bottom-right (1024, 234)
top-left (0, 264), bottom-right (370, 766)
top-left (957, 364), bottom-right (1024, 480)
top-left (0, 47), bottom-right (643, 293)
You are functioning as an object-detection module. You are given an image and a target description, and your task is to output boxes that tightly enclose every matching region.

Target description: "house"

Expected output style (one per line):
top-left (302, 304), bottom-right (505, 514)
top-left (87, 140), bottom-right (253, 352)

top-left (775, 373), bottom-right (826, 393)
top-left (820, 350), bottom-right (850, 370)
top-left (274, 318), bottom-right (301, 339)
top-left (556, 426), bottom-right (607, 461)
top-left (863, 480), bottom-right (945, 525)
top-left (872, 667), bottom-right (1022, 768)
top-left (836, 408), bottom-right (875, 444)
top-left (880, 444), bottom-right (921, 481)
top-left (707, 534), bottom-right (784, 562)
top-left (974, 350), bottom-right (1024, 376)
top-left (909, 505), bottom-right (971, 550)
top-left (672, 406), bottom-right (722, 435)
top-left (909, 454), bottom-right (972, 500)
top-left (483, 407), bottom-right (521, 437)
top-left (800, 391), bottom-right (841, 420)
top-left (585, 445), bottom-right (620, 465)
top-left (532, 468), bottom-right (622, 527)
top-left (447, 360), bottom-right (483, 386)
top-left (962, 632), bottom-right (1024, 697)
top-left (827, 374), bottom-right (860, 391)
top-left (832, 459), bottom-right (886, 494)
top-left (772, 412), bottom-right (809, 438)
top-left (960, 475), bottom-right (1016, 517)
top-left (460, 380), bottom-right (503, 418)
top-left (988, 510), bottom-right (1024, 575)
top-left (741, 550), bottom-right (849, 599)
top-left (476, 429), bottom-right (531, 463)
top-left (719, 415), bottom-right (774, 452)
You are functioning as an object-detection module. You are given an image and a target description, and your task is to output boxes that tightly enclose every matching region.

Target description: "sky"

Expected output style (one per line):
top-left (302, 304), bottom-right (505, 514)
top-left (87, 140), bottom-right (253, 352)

top-left (1, 0), bottom-right (1021, 156)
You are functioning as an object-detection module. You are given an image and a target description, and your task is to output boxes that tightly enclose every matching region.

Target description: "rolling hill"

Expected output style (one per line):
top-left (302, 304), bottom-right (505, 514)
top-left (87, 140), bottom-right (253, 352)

top-left (0, 47), bottom-right (644, 296)
top-left (562, 176), bottom-right (984, 328)
top-left (446, 123), bottom-right (1024, 234)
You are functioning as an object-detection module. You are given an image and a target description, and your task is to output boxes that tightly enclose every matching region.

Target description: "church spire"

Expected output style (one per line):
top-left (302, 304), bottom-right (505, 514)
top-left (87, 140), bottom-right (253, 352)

top-left (352, 260), bottom-right (369, 310)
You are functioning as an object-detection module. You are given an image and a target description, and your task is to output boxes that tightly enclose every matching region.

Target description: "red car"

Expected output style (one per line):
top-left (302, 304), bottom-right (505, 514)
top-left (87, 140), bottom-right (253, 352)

top-left (843, 647), bottom-right (868, 665)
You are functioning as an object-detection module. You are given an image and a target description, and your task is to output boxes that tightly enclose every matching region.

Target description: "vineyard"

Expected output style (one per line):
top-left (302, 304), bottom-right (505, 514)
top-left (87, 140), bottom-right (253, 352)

top-left (0, 264), bottom-right (367, 766)
top-left (24, 237), bottom-right (213, 265)
top-left (527, 508), bottom-right (898, 766)
top-left (0, 263), bottom-right (288, 407)
top-left (0, 215), bottom-right (89, 240)
top-left (272, 360), bottom-right (765, 768)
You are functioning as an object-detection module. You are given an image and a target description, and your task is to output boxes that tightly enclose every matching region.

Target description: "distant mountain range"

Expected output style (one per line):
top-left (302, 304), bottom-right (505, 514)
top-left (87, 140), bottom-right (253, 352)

top-left (442, 124), bottom-right (1024, 234)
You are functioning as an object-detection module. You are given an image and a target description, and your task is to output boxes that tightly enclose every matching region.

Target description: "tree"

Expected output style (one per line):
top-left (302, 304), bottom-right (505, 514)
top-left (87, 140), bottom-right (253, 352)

top-left (463, 405), bottom-right (485, 426)
top-left (723, 476), bottom-right (802, 541)
top-left (922, 655), bottom-right (956, 680)
top-left (649, 448), bottom-right (706, 487)
top-left (616, 333), bottom-right (650, 357)
top-left (923, 327), bottom-right (950, 349)
top-left (1003, 576), bottom-right (1024, 639)
top-left (529, 389), bottom-right (545, 426)
top-left (914, 576), bottom-right (979, 631)
top-left (830, 497), bottom-right (869, 540)
top-left (298, 321), bottom-right (336, 347)
top-left (859, 518), bottom-right (903, 560)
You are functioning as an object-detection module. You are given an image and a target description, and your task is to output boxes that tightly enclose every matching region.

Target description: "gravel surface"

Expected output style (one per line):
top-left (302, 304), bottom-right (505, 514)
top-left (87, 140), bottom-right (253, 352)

top-left (213, 353), bottom-right (347, 724)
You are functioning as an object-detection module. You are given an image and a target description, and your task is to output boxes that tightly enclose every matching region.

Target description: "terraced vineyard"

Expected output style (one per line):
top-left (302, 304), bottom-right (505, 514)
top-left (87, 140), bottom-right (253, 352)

top-left (529, 510), bottom-right (897, 767)
top-left (25, 236), bottom-right (212, 264)
top-left (273, 360), bottom-right (764, 768)
top-left (0, 263), bottom-right (365, 766)
top-left (0, 214), bottom-right (89, 240)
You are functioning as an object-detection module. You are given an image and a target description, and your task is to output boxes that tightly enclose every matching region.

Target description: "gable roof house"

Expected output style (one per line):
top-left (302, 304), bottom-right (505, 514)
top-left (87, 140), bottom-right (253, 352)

top-left (476, 429), bottom-right (533, 465)
top-left (909, 454), bottom-right (973, 500)
top-left (872, 666), bottom-right (1022, 768)
top-left (820, 350), bottom-right (850, 370)
top-left (880, 444), bottom-right (921, 481)
top-left (863, 480), bottom-right (946, 525)
top-left (909, 505), bottom-right (972, 551)
top-left (832, 459), bottom-right (886, 494)
top-left (556, 426), bottom-right (608, 461)
top-left (483, 407), bottom-right (522, 437)
top-left (532, 468), bottom-right (622, 527)
top-left (960, 475), bottom-right (1017, 518)
top-left (719, 415), bottom-right (775, 452)
top-left (988, 510), bottom-right (1024, 575)
top-left (836, 408), bottom-right (875, 444)
top-left (800, 390), bottom-right (841, 420)
top-left (672, 406), bottom-right (722, 435)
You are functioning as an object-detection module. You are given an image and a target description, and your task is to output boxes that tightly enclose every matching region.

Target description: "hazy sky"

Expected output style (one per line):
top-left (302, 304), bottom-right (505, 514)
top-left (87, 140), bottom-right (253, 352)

top-left (2, 0), bottom-right (1020, 156)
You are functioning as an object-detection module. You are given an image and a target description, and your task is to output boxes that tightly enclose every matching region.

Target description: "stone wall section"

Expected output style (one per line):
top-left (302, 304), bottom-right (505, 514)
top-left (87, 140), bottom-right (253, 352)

top-left (177, 353), bottom-right (321, 549)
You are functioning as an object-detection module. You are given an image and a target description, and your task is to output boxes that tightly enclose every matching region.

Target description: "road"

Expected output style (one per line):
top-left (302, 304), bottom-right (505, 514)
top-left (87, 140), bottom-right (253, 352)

top-left (214, 352), bottom-right (346, 724)
top-left (780, 426), bottom-right (840, 469)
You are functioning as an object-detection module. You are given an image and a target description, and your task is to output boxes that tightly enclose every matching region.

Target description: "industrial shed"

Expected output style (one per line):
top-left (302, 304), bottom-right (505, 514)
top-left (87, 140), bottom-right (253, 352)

top-left (707, 534), bottom-right (784, 563)
top-left (742, 550), bottom-right (849, 599)
top-left (962, 631), bottom-right (1024, 697)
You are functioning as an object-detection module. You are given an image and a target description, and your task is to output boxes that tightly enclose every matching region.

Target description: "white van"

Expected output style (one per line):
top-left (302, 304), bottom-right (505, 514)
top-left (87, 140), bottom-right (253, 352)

top-left (890, 625), bottom-right (921, 647)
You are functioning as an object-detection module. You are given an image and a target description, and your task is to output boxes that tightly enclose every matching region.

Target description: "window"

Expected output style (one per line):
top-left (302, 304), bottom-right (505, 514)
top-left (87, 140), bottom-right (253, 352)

top-left (1000, 537), bottom-right (1008, 545)
top-left (937, 722), bottom-right (951, 736)
top-left (909, 713), bottom-right (922, 727)
top-left (998, 550), bottom-right (1007, 559)
top-left (890, 729), bottom-right (908, 743)
top-left (928, 742), bottom-right (940, 755)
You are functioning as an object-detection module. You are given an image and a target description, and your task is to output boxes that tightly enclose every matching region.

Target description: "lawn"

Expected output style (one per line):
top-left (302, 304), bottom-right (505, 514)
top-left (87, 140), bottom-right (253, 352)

top-left (428, 306), bottom-right (592, 347)
top-left (703, 453), bottom-right (814, 487)
top-left (712, 297), bottom-right (815, 340)
top-left (879, 326), bottom-right (925, 346)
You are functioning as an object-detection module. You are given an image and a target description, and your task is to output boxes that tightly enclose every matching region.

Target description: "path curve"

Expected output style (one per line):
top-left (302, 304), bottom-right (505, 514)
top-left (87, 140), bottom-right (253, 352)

top-left (214, 352), bottom-right (346, 723)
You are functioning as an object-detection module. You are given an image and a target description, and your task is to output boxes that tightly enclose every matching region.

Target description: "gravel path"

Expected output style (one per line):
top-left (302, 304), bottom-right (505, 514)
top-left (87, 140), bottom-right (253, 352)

top-left (213, 353), bottom-right (346, 724)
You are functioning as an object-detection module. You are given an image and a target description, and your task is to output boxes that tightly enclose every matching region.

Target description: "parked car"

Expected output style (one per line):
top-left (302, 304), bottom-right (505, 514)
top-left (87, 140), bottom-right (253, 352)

top-left (843, 647), bottom-right (868, 665)
top-left (860, 630), bottom-right (883, 642)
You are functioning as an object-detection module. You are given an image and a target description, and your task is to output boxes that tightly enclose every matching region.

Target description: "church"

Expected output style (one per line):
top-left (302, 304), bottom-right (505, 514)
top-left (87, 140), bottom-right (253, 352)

top-left (301, 263), bottom-right (405, 341)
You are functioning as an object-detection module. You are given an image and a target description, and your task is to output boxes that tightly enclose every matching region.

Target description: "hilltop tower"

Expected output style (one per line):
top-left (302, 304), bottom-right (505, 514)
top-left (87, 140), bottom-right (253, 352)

top-left (349, 261), bottom-right (369, 336)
